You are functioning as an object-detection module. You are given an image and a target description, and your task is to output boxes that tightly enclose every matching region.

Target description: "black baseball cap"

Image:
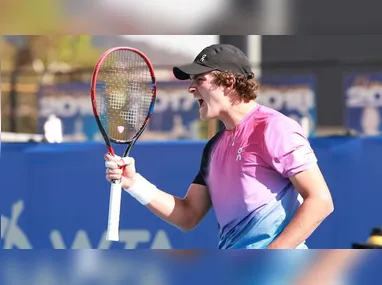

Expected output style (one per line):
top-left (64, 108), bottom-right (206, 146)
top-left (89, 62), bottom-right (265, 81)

top-left (173, 44), bottom-right (252, 80)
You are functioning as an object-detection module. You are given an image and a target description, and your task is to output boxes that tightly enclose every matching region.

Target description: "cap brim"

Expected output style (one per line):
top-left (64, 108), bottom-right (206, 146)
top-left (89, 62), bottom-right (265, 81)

top-left (173, 63), bottom-right (215, 80)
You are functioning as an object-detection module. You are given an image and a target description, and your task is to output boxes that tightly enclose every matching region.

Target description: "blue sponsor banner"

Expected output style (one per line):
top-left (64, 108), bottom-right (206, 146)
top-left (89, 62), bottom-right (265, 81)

top-left (37, 82), bottom-right (99, 141)
top-left (149, 77), bottom-right (318, 139)
top-left (344, 73), bottom-right (382, 136)
top-left (0, 142), bottom-right (215, 250)
top-left (257, 75), bottom-right (317, 137)
top-left (37, 81), bottom-right (202, 141)
top-left (1, 138), bottom-right (382, 251)
top-left (36, 78), bottom-right (317, 141)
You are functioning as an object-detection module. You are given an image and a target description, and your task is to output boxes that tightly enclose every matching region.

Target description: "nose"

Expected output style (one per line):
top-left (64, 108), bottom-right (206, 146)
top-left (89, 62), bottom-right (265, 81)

top-left (188, 81), bottom-right (196, 94)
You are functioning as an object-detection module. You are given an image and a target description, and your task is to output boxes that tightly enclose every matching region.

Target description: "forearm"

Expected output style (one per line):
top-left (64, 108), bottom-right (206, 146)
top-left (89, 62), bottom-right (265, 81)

top-left (125, 173), bottom-right (194, 232)
top-left (146, 189), bottom-right (194, 232)
top-left (267, 197), bottom-right (333, 249)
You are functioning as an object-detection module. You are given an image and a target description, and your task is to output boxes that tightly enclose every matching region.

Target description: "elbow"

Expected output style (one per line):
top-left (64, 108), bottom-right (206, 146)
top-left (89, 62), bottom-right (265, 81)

top-left (177, 200), bottom-right (203, 232)
top-left (325, 192), bottom-right (334, 213)
top-left (178, 208), bottom-right (200, 233)
top-left (179, 226), bottom-right (192, 233)
top-left (177, 195), bottom-right (211, 232)
top-left (327, 198), bottom-right (334, 216)
top-left (179, 219), bottom-right (198, 232)
top-left (328, 200), bottom-right (334, 215)
top-left (320, 194), bottom-right (334, 218)
top-left (305, 193), bottom-right (334, 220)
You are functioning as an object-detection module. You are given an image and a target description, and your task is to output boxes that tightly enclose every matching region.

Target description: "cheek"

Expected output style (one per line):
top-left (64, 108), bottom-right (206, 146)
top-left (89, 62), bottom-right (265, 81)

top-left (205, 91), bottom-right (223, 104)
top-left (209, 94), bottom-right (230, 111)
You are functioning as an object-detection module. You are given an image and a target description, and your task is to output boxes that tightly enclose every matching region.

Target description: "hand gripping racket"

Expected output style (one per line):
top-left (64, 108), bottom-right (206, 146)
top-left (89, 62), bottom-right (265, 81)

top-left (90, 47), bottom-right (156, 241)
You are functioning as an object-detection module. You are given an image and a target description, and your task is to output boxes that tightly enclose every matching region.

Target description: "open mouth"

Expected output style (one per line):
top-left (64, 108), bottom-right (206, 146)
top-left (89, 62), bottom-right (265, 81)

top-left (197, 99), bottom-right (205, 108)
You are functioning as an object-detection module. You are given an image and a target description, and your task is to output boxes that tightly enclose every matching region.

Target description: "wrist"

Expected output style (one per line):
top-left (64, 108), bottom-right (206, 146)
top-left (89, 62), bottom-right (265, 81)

top-left (124, 173), bottom-right (159, 205)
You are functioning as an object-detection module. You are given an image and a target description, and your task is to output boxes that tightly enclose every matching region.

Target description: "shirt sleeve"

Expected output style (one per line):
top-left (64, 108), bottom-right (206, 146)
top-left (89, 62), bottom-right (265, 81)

top-left (192, 143), bottom-right (209, 186)
top-left (192, 171), bottom-right (205, 185)
top-left (192, 129), bottom-right (224, 186)
top-left (262, 116), bottom-right (318, 178)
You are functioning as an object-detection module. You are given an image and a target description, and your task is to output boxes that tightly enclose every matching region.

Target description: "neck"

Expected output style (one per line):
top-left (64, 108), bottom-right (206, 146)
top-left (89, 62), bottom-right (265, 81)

top-left (220, 101), bottom-right (257, 130)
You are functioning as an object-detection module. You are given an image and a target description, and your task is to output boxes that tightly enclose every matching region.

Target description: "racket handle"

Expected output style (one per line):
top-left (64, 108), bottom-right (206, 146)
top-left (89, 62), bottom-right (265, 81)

top-left (106, 180), bottom-right (122, 241)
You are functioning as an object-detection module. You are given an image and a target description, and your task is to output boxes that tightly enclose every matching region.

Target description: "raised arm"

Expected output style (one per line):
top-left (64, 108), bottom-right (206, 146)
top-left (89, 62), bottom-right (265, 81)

top-left (262, 117), bottom-right (334, 249)
top-left (105, 154), bottom-right (212, 232)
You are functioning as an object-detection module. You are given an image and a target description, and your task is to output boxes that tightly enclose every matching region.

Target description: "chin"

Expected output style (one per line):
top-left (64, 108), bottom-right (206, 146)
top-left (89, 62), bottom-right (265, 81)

top-left (200, 113), bottom-right (217, 121)
top-left (199, 115), bottom-right (208, 121)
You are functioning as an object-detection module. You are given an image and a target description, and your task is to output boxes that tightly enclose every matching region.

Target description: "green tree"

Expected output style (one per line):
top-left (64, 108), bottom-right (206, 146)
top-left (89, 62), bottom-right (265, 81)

top-left (25, 35), bottom-right (102, 69)
top-left (54, 35), bottom-right (103, 67)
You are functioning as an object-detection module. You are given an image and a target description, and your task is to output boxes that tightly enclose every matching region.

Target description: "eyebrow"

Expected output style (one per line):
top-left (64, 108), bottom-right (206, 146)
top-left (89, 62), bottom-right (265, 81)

top-left (190, 74), bottom-right (203, 80)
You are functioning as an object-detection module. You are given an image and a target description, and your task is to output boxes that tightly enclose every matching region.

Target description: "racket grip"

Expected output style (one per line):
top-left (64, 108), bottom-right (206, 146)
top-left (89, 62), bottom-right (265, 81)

top-left (106, 180), bottom-right (122, 241)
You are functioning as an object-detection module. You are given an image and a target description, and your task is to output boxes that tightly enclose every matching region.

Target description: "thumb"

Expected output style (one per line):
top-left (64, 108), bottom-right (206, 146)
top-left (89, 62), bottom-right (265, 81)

top-left (117, 156), bottom-right (134, 167)
top-left (104, 153), bottom-right (122, 169)
top-left (104, 153), bottom-right (121, 162)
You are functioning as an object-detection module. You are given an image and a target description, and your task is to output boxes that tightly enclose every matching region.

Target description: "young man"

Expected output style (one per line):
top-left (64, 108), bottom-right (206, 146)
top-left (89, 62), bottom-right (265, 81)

top-left (105, 44), bottom-right (334, 249)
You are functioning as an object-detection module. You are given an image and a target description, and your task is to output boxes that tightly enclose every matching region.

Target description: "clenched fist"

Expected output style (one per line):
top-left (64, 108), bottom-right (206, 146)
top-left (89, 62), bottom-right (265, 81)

top-left (104, 153), bottom-right (137, 189)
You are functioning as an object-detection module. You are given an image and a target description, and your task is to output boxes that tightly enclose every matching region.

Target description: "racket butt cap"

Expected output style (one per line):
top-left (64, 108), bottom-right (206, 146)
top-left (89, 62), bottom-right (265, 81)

top-left (106, 233), bottom-right (119, 242)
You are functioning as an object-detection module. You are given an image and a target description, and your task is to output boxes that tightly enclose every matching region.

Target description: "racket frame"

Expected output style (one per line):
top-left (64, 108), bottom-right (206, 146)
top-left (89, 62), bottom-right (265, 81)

top-left (90, 46), bottom-right (157, 241)
top-left (90, 46), bottom-right (157, 155)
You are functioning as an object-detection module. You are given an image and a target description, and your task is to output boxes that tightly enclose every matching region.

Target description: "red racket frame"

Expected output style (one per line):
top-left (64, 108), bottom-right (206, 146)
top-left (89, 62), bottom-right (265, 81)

top-left (90, 47), bottom-right (157, 156)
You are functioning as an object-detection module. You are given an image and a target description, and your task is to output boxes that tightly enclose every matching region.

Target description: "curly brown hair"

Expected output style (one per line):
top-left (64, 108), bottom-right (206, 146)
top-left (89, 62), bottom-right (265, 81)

top-left (212, 71), bottom-right (259, 103)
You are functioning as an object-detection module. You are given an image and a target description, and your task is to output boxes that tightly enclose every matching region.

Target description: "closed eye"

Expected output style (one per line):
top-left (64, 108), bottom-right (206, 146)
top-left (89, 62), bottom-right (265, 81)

top-left (190, 75), bottom-right (206, 85)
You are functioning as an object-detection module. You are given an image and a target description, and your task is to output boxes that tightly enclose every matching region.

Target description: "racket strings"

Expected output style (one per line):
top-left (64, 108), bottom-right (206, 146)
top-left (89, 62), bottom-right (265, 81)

top-left (96, 50), bottom-right (154, 142)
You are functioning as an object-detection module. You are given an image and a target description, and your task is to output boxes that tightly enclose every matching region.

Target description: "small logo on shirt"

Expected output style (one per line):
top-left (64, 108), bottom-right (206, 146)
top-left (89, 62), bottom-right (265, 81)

top-left (236, 147), bottom-right (243, 161)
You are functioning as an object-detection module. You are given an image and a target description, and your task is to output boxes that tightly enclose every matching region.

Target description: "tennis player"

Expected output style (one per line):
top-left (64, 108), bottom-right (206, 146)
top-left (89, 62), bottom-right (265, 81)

top-left (105, 44), bottom-right (334, 249)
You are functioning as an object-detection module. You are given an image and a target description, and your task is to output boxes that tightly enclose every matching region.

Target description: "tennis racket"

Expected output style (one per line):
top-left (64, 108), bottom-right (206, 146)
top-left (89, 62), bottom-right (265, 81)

top-left (90, 47), bottom-right (156, 241)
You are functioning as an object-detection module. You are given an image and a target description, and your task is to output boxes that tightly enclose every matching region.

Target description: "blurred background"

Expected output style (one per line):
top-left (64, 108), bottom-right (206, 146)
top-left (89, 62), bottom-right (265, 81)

top-left (4, 35), bottom-right (382, 142)
top-left (2, 35), bottom-right (382, 250)
top-left (1, 35), bottom-right (222, 142)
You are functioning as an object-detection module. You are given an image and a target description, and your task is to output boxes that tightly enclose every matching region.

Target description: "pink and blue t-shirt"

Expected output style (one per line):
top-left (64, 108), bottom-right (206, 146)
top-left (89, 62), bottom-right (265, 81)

top-left (193, 104), bottom-right (318, 249)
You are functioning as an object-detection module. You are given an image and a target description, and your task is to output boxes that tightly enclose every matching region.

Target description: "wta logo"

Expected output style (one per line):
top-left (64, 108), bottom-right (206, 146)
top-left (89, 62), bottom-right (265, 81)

top-left (1, 200), bottom-right (172, 249)
top-left (1, 200), bottom-right (32, 249)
